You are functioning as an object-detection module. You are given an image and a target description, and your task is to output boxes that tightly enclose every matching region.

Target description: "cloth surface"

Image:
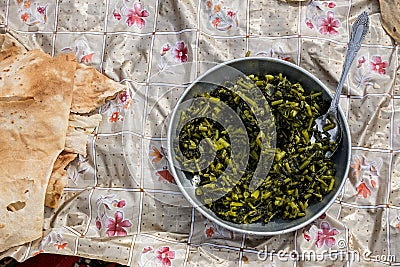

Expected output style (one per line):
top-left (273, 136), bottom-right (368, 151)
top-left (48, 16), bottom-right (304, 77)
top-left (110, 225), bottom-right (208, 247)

top-left (0, 0), bottom-right (400, 266)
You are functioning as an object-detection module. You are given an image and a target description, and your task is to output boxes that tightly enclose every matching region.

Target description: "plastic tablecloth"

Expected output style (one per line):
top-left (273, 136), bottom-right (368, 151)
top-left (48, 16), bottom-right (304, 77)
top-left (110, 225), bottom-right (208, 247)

top-left (0, 0), bottom-right (400, 266)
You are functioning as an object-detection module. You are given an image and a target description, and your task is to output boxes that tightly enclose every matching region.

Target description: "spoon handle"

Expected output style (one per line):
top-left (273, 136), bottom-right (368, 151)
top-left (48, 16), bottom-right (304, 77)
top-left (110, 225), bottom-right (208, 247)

top-left (329, 11), bottom-right (369, 114)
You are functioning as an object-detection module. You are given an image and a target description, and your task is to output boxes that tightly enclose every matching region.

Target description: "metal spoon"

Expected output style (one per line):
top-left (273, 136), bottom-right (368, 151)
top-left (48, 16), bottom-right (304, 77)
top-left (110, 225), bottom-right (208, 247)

top-left (315, 11), bottom-right (369, 158)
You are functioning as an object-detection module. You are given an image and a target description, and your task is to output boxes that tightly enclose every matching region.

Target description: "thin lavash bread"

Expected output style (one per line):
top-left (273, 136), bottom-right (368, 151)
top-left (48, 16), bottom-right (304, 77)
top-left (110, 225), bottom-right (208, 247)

top-left (0, 49), bottom-right (76, 252)
top-left (379, 0), bottom-right (400, 43)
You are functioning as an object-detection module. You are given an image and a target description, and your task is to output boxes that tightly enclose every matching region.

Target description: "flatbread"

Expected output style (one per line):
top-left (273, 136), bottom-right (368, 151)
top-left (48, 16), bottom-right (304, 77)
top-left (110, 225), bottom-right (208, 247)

top-left (44, 152), bottom-right (77, 209)
top-left (44, 114), bottom-right (101, 208)
top-left (0, 34), bottom-right (27, 61)
top-left (64, 113), bottom-right (102, 156)
top-left (379, 0), bottom-right (400, 43)
top-left (71, 63), bottom-right (125, 113)
top-left (0, 49), bottom-right (76, 252)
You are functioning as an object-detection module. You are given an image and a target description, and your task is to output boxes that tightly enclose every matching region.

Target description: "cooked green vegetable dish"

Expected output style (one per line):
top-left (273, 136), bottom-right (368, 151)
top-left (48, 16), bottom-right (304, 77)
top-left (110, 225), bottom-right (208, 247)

top-left (177, 73), bottom-right (338, 224)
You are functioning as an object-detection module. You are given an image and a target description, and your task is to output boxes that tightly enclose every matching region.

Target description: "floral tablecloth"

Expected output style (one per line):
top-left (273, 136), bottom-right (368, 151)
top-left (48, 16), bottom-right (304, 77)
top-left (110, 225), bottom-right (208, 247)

top-left (1, 0), bottom-right (400, 266)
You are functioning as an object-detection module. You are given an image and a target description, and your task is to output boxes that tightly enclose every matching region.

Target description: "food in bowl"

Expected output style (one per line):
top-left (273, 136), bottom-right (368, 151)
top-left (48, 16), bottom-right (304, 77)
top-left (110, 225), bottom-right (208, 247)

top-left (175, 72), bottom-right (338, 224)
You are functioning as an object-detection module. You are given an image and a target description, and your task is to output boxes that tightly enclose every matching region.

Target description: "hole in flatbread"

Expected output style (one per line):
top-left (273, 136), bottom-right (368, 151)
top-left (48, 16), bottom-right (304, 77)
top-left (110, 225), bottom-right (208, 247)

top-left (7, 201), bottom-right (26, 212)
top-left (394, 27), bottom-right (397, 33)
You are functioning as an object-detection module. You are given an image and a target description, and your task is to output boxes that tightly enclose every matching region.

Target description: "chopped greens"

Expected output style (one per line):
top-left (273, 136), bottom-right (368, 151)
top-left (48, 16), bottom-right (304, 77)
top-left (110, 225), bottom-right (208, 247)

top-left (177, 73), bottom-right (338, 224)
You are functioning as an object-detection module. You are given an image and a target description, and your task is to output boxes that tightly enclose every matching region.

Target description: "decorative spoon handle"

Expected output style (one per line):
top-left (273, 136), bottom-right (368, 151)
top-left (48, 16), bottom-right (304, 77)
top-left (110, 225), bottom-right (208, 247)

top-left (328, 11), bottom-right (369, 115)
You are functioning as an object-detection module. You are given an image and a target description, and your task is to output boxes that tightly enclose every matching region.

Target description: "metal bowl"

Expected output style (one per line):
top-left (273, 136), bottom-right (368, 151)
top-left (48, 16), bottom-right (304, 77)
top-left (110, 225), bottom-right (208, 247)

top-left (167, 57), bottom-right (351, 235)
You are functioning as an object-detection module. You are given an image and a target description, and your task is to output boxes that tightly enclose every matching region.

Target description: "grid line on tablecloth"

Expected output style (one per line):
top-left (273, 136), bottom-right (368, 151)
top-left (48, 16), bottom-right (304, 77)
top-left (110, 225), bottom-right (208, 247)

top-left (4, 0), bottom-right (9, 26)
top-left (337, 201), bottom-right (388, 209)
top-left (82, 188), bottom-right (95, 236)
top-left (386, 203), bottom-right (392, 263)
top-left (391, 49), bottom-right (398, 150)
top-left (127, 234), bottom-right (138, 266)
top-left (51, 0), bottom-right (61, 57)
top-left (182, 207), bottom-right (195, 267)
top-left (64, 187), bottom-right (143, 192)
top-left (127, 0), bottom-right (162, 259)
top-left (238, 234), bottom-right (246, 267)
top-left (98, 0), bottom-right (109, 73)
top-left (73, 237), bottom-right (79, 255)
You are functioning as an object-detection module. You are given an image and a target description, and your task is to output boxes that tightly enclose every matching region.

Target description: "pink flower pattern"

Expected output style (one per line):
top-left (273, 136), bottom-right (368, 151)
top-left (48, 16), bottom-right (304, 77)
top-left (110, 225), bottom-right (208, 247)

top-left (105, 211), bottom-right (132, 237)
top-left (161, 43), bottom-right (171, 56)
top-left (126, 2), bottom-right (150, 28)
top-left (155, 246), bottom-right (175, 267)
top-left (350, 155), bottom-right (381, 200)
top-left (95, 195), bottom-right (132, 237)
top-left (305, 1), bottom-right (341, 36)
top-left (158, 41), bottom-right (189, 72)
top-left (60, 39), bottom-right (95, 64)
top-left (16, 1), bottom-right (48, 26)
top-left (142, 246), bottom-right (153, 253)
top-left (255, 43), bottom-right (293, 63)
top-left (354, 55), bottom-right (389, 88)
top-left (356, 180), bottom-right (372, 198)
top-left (112, 1), bottom-right (150, 28)
top-left (173, 41), bottom-right (188, 63)
top-left (315, 221), bottom-right (339, 248)
top-left (370, 56), bottom-right (388, 75)
top-left (318, 11), bottom-right (340, 35)
top-left (205, 0), bottom-right (238, 31)
top-left (306, 19), bottom-right (314, 29)
top-left (113, 9), bottom-right (122, 21)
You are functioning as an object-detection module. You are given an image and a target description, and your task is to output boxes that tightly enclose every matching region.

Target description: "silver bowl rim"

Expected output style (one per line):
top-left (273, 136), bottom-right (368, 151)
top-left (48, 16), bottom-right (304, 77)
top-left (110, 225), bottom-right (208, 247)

top-left (167, 56), bottom-right (351, 235)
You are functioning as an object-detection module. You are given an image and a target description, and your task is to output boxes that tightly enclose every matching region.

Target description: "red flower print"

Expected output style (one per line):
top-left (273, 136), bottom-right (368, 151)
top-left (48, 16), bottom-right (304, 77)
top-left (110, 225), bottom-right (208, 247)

top-left (142, 246), bottom-right (153, 253)
top-left (322, 2), bottom-right (336, 8)
top-left (155, 246), bottom-right (175, 267)
top-left (150, 146), bottom-right (167, 164)
top-left (113, 9), bottom-right (122, 21)
top-left (118, 91), bottom-right (131, 105)
top-left (350, 157), bottom-right (361, 179)
top-left (227, 10), bottom-right (236, 18)
top-left (205, 226), bottom-right (215, 237)
top-left (370, 56), bottom-right (388, 75)
top-left (356, 180), bottom-right (371, 198)
top-left (303, 231), bottom-right (311, 242)
top-left (212, 17), bottom-right (220, 28)
top-left (80, 52), bottom-right (94, 63)
top-left (126, 2), bottom-right (149, 28)
top-left (357, 56), bottom-right (366, 68)
top-left (369, 164), bottom-right (379, 176)
top-left (23, 1), bottom-right (31, 9)
top-left (315, 221), bottom-right (339, 248)
top-left (54, 242), bottom-right (68, 250)
top-left (156, 167), bottom-right (176, 184)
top-left (161, 43), bottom-right (171, 56)
top-left (173, 41), bottom-right (188, 63)
top-left (213, 3), bottom-right (221, 13)
top-left (109, 111), bottom-right (120, 122)
top-left (96, 219), bottom-right (102, 230)
top-left (318, 11), bottom-right (340, 35)
top-left (370, 178), bottom-right (376, 188)
top-left (319, 213), bottom-right (327, 219)
top-left (115, 200), bottom-right (126, 208)
top-left (306, 19), bottom-right (314, 29)
top-left (105, 211), bottom-right (132, 237)
top-left (206, 0), bottom-right (212, 9)
top-left (20, 12), bottom-right (30, 23)
top-left (37, 6), bottom-right (47, 15)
